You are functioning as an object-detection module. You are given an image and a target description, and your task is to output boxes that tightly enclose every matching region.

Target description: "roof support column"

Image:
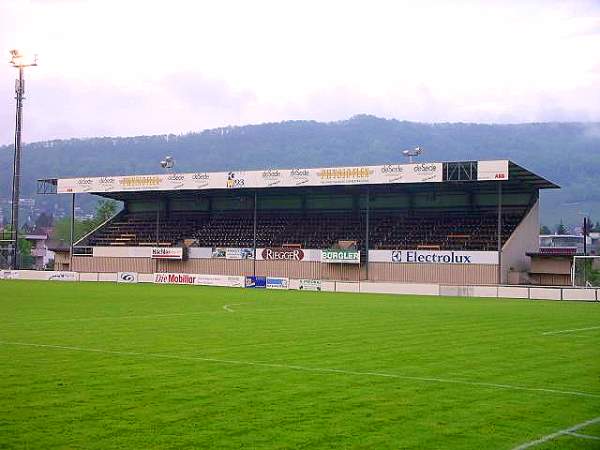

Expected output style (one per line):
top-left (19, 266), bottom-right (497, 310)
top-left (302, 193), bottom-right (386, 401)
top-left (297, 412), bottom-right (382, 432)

top-left (155, 199), bottom-right (160, 245)
top-left (253, 191), bottom-right (258, 277)
top-left (497, 181), bottom-right (503, 284)
top-left (70, 193), bottom-right (75, 270)
top-left (365, 188), bottom-right (370, 281)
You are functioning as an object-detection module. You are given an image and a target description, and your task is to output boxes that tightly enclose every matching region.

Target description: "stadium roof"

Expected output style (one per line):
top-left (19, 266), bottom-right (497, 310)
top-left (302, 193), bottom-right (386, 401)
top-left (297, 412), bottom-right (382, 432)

top-left (37, 159), bottom-right (559, 198)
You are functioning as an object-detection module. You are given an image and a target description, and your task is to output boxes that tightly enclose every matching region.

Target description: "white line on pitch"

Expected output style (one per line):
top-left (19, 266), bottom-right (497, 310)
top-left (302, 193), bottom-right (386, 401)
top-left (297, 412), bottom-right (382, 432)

top-left (512, 416), bottom-right (600, 449)
top-left (542, 325), bottom-right (600, 335)
top-left (222, 303), bottom-right (243, 313)
top-left (565, 431), bottom-right (600, 441)
top-left (20, 311), bottom-right (221, 323)
top-left (1, 340), bottom-right (599, 400)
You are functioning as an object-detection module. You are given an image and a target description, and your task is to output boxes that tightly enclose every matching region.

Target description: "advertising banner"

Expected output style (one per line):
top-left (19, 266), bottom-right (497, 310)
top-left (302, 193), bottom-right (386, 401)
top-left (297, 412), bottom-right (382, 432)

top-left (266, 277), bottom-right (289, 289)
top-left (117, 272), bottom-right (139, 283)
top-left (0, 270), bottom-right (19, 280)
top-left (261, 247), bottom-right (305, 261)
top-left (477, 160), bottom-right (509, 181)
top-left (211, 248), bottom-right (226, 259)
top-left (299, 279), bottom-right (322, 291)
top-left (195, 274), bottom-right (245, 287)
top-left (225, 248), bottom-right (254, 260)
top-left (245, 276), bottom-right (267, 288)
top-left (321, 249), bottom-right (361, 264)
top-left (369, 249), bottom-right (499, 265)
top-left (56, 162), bottom-right (445, 194)
top-left (47, 272), bottom-right (78, 281)
top-left (151, 247), bottom-right (183, 260)
top-left (153, 273), bottom-right (245, 287)
top-left (154, 273), bottom-right (197, 285)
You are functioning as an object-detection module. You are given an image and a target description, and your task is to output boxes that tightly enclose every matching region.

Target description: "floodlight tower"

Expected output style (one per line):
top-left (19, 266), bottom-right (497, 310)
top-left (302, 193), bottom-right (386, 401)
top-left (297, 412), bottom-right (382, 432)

top-left (8, 49), bottom-right (37, 269)
top-left (402, 146), bottom-right (423, 163)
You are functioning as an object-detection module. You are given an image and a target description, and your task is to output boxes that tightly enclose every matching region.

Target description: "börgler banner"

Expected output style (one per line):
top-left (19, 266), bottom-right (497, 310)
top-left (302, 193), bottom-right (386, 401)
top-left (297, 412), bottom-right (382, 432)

top-left (321, 249), bottom-right (361, 264)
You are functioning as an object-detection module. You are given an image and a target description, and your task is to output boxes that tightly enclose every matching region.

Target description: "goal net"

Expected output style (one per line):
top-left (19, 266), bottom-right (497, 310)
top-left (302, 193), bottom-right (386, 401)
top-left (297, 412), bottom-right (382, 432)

top-left (572, 256), bottom-right (600, 287)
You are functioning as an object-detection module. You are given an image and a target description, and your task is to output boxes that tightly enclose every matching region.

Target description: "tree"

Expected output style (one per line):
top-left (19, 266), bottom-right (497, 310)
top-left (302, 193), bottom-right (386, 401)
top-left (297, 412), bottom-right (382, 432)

top-left (34, 212), bottom-right (53, 230)
top-left (51, 217), bottom-right (96, 243)
top-left (50, 199), bottom-right (120, 244)
top-left (95, 200), bottom-right (118, 224)
top-left (540, 225), bottom-right (551, 234)
top-left (18, 238), bottom-right (33, 269)
top-left (556, 220), bottom-right (568, 235)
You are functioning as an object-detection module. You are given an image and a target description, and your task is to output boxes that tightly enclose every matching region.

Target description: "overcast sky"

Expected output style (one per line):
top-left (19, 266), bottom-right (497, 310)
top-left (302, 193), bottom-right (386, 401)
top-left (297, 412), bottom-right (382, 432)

top-left (1, 0), bottom-right (599, 144)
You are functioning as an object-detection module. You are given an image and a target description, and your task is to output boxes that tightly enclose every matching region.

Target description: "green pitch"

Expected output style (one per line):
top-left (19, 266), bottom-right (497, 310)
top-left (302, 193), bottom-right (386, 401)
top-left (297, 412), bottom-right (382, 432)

top-left (1, 281), bottom-right (599, 449)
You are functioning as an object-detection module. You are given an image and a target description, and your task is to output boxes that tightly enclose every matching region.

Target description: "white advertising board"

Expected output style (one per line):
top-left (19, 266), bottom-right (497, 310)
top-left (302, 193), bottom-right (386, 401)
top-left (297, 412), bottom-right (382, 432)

top-left (151, 247), bottom-right (183, 260)
top-left (477, 160), bottom-right (509, 181)
top-left (153, 273), bottom-right (245, 288)
top-left (224, 248), bottom-right (254, 260)
top-left (0, 270), bottom-right (19, 280)
top-left (46, 271), bottom-right (78, 281)
top-left (369, 250), bottom-right (498, 265)
top-left (117, 272), bottom-right (139, 283)
top-left (298, 279), bottom-right (322, 291)
top-left (266, 277), bottom-right (289, 289)
top-left (195, 274), bottom-right (245, 287)
top-left (56, 162), bottom-right (444, 194)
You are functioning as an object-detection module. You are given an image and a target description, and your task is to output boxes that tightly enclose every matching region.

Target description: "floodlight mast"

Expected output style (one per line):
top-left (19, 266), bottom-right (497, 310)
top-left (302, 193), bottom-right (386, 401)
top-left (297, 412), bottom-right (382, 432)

top-left (402, 146), bottom-right (423, 163)
top-left (8, 50), bottom-right (37, 269)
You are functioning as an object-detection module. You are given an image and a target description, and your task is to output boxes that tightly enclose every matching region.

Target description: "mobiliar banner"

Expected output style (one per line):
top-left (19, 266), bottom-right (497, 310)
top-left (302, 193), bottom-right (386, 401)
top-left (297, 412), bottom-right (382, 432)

top-left (153, 273), bottom-right (245, 287)
top-left (151, 247), bottom-right (183, 260)
top-left (321, 249), bottom-right (361, 264)
top-left (55, 162), bottom-right (444, 194)
top-left (369, 250), bottom-right (499, 265)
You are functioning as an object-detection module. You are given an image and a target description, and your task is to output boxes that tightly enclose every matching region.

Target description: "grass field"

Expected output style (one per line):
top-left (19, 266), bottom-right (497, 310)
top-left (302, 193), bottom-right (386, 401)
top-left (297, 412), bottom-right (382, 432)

top-left (1, 280), bottom-right (599, 449)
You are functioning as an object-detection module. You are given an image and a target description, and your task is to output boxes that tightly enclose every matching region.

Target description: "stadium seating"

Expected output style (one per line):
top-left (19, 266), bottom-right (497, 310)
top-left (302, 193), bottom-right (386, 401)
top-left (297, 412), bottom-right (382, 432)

top-left (84, 208), bottom-right (525, 251)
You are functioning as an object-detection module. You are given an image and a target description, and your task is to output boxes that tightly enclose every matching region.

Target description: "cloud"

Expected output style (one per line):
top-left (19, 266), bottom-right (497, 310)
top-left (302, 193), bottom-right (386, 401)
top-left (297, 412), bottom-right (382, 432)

top-left (1, 0), bottom-right (600, 144)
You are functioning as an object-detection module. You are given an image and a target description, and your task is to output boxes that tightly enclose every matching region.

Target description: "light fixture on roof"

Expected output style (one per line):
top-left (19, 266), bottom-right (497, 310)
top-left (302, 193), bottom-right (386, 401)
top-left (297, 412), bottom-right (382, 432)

top-left (402, 146), bottom-right (423, 163)
top-left (160, 155), bottom-right (175, 170)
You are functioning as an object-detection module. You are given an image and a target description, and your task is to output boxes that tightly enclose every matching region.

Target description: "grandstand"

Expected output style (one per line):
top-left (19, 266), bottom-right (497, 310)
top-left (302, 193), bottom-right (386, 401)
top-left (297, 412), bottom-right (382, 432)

top-left (38, 159), bottom-right (558, 284)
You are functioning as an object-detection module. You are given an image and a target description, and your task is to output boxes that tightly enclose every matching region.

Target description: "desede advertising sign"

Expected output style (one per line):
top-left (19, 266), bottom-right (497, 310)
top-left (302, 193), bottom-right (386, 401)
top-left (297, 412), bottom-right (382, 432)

top-left (56, 161), bottom-right (448, 194)
top-left (369, 250), bottom-right (498, 265)
top-left (321, 249), bottom-right (360, 264)
top-left (151, 247), bottom-right (183, 260)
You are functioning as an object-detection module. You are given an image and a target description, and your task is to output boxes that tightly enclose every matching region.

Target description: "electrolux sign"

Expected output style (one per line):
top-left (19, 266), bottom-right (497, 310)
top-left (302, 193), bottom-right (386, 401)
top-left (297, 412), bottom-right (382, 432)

top-left (382, 250), bottom-right (498, 265)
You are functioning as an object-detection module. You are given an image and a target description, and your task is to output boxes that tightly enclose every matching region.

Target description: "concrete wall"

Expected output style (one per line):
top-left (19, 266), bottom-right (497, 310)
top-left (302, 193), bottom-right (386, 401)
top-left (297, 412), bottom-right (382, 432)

top-left (2, 270), bottom-right (598, 302)
top-left (502, 200), bottom-right (539, 284)
top-left (368, 262), bottom-right (497, 285)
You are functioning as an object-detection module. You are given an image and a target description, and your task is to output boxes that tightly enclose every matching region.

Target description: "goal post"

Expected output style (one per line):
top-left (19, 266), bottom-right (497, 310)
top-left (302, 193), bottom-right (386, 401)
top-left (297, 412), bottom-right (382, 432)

top-left (572, 256), bottom-right (600, 287)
